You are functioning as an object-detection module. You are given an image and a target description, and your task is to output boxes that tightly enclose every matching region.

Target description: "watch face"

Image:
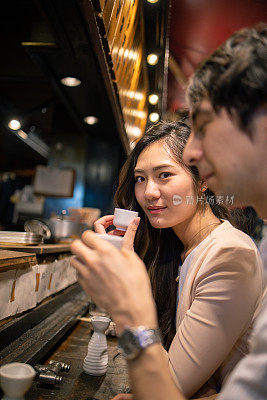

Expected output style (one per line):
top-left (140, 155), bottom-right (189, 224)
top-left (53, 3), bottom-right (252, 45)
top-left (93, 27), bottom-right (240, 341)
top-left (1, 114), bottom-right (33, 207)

top-left (120, 330), bottom-right (140, 358)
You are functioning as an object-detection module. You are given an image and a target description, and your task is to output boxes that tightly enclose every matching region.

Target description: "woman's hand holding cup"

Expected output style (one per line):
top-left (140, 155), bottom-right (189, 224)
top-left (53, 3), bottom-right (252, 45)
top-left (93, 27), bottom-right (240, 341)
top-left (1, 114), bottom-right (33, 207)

top-left (94, 215), bottom-right (115, 234)
top-left (93, 212), bottom-right (140, 251)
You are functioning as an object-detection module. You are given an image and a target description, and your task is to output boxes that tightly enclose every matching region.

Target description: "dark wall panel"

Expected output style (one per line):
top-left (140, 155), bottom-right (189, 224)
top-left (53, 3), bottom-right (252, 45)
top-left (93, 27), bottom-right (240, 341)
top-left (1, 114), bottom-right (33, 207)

top-left (84, 138), bottom-right (125, 215)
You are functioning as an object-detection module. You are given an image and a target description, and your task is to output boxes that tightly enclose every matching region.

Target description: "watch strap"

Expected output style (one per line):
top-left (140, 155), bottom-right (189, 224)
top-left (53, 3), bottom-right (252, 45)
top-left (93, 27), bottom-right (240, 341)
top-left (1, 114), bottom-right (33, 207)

top-left (137, 327), bottom-right (161, 348)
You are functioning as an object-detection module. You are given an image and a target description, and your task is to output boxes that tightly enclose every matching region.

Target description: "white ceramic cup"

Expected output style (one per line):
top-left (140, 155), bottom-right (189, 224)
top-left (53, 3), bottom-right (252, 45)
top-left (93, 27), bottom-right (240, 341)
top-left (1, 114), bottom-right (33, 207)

top-left (0, 362), bottom-right (36, 400)
top-left (91, 316), bottom-right (111, 331)
top-left (113, 208), bottom-right (139, 231)
top-left (95, 233), bottom-right (123, 249)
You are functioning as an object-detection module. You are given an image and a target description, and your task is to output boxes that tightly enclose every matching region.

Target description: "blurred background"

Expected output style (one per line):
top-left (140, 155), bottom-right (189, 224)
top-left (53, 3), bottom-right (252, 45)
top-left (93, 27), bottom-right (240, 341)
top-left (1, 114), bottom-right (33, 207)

top-left (0, 0), bottom-right (266, 234)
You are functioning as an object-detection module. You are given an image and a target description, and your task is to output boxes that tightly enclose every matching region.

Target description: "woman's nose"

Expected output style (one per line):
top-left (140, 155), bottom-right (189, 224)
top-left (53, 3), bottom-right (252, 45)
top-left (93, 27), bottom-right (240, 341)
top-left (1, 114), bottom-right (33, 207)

top-left (183, 132), bottom-right (203, 166)
top-left (144, 180), bottom-right (160, 200)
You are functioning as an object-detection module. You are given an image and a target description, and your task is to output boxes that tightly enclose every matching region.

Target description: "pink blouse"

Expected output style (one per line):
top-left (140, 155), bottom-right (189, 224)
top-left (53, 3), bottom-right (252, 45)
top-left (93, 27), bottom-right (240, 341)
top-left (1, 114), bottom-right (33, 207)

top-left (168, 221), bottom-right (265, 398)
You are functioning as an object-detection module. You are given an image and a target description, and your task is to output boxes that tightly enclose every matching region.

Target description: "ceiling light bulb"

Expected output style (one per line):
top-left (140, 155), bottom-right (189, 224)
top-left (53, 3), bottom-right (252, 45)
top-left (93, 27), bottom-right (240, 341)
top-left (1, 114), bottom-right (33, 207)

top-left (147, 0), bottom-right (159, 3)
top-left (147, 54), bottom-right (158, 65)
top-left (8, 119), bottom-right (21, 130)
top-left (83, 116), bottom-right (99, 125)
top-left (148, 94), bottom-right (159, 105)
top-left (149, 112), bottom-right (160, 123)
top-left (60, 77), bottom-right (81, 87)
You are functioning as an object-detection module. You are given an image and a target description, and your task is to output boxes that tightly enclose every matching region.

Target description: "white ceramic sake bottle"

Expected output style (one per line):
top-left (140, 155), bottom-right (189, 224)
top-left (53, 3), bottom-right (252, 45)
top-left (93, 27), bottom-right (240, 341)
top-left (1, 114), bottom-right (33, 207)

top-left (83, 316), bottom-right (111, 376)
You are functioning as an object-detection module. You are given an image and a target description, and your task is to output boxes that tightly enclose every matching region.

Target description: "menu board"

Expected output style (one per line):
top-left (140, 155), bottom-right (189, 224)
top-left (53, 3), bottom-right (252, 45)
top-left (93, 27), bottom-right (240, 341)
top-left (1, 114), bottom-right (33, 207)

top-left (33, 165), bottom-right (75, 197)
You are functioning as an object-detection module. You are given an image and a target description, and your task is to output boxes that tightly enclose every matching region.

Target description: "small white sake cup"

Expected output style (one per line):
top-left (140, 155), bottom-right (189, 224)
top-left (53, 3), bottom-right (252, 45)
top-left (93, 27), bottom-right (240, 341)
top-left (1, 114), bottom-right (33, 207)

top-left (95, 233), bottom-right (123, 249)
top-left (113, 208), bottom-right (139, 231)
top-left (0, 362), bottom-right (36, 399)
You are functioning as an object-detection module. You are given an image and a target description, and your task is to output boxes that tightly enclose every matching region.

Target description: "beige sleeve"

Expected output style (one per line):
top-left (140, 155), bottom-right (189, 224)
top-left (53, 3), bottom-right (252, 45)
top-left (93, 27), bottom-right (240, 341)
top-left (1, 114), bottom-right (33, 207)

top-left (168, 246), bottom-right (262, 398)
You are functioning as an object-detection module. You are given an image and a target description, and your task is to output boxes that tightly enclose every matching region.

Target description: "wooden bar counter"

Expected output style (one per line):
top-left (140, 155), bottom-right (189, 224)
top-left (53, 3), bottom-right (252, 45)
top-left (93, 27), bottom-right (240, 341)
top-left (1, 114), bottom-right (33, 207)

top-left (0, 243), bottom-right (75, 324)
top-left (0, 246), bottom-right (130, 400)
top-left (0, 250), bottom-right (37, 271)
top-left (26, 320), bottom-right (130, 400)
top-left (0, 243), bottom-right (71, 255)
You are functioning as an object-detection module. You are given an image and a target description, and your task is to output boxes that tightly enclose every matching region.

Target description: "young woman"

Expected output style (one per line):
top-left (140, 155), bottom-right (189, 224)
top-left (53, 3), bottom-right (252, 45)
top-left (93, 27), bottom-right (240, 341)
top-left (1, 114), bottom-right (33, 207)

top-left (93, 116), bottom-right (264, 398)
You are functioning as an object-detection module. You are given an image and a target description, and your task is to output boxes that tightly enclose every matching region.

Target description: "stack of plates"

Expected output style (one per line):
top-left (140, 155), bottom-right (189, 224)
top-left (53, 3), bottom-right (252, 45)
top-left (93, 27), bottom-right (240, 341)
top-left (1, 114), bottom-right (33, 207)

top-left (0, 231), bottom-right (43, 245)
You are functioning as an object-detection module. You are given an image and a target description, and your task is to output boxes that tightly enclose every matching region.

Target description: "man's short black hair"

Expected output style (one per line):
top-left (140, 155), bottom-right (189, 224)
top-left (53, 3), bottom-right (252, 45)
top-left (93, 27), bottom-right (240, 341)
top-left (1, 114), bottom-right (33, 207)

top-left (187, 23), bottom-right (267, 134)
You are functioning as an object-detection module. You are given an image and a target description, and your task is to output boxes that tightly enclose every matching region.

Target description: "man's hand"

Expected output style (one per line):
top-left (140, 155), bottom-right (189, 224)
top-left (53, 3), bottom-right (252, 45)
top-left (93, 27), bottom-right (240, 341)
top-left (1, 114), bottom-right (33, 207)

top-left (70, 230), bottom-right (157, 334)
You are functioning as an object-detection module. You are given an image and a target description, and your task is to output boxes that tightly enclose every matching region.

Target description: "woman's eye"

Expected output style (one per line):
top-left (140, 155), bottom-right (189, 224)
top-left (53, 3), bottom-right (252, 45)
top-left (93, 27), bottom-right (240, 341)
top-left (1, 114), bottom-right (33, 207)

top-left (135, 176), bottom-right (144, 183)
top-left (159, 172), bottom-right (172, 179)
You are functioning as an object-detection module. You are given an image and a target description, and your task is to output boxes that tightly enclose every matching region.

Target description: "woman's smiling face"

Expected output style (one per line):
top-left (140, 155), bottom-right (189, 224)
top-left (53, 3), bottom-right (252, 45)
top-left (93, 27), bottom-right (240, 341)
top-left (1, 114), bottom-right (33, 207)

top-left (134, 139), bottom-right (198, 229)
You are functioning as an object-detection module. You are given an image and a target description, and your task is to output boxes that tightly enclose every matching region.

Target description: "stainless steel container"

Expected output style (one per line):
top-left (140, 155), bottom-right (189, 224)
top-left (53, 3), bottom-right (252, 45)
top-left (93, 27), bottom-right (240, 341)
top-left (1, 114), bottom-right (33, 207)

top-left (48, 217), bottom-right (79, 239)
top-left (25, 211), bottom-right (88, 242)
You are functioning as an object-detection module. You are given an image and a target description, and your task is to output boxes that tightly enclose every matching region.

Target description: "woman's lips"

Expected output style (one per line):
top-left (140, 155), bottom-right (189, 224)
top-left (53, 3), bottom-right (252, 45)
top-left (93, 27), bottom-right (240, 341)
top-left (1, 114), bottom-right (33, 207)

top-left (147, 207), bottom-right (166, 214)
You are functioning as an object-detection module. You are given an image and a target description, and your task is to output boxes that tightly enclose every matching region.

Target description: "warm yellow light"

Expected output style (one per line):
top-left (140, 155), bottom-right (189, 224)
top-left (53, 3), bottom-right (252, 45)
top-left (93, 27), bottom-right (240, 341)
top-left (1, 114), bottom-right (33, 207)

top-left (8, 119), bottom-right (21, 130)
top-left (60, 77), bottom-right (81, 87)
top-left (147, 0), bottom-right (159, 3)
top-left (17, 130), bottom-right (28, 139)
top-left (147, 54), bottom-right (158, 65)
top-left (148, 94), bottom-right (159, 105)
top-left (128, 50), bottom-right (134, 60)
top-left (149, 112), bottom-right (160, 123)
top-left (126, 125), bottom-right (142, 138)
top-left (135, 92), bottom-right (144, 101)
top-left (83, 116), bottom-right (99, 125)
top-left (124, 108), bottom-right (146, 119)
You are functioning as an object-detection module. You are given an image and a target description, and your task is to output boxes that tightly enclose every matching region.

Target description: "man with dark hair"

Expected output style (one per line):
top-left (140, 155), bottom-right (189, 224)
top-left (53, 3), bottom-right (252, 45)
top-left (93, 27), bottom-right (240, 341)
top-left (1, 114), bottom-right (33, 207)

top-left (188, 24), bottom-right (266, 133)
top-left (71, 24), bottom-right (267, 400)
top-left (184, 24), bottom-right (267, 400)
top-left (182, 23), bottom-right (267, 400)
top-left (184, 24), bottom-right (267, 219)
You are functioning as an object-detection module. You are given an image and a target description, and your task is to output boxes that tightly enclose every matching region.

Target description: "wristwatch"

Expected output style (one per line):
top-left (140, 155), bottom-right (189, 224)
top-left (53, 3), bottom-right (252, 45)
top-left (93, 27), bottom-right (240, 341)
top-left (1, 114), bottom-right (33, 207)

top-left (118, 326), bottom-right (161, 360)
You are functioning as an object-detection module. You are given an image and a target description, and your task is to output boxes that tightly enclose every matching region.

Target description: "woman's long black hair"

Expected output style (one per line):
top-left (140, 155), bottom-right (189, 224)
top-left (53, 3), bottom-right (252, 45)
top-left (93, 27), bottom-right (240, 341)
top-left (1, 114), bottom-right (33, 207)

top-left (114, 112), bottom-right (254, 350)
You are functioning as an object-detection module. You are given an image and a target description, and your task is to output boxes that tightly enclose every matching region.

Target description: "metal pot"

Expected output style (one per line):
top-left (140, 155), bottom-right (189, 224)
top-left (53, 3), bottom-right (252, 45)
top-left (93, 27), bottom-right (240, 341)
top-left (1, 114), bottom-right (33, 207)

top-left (48, 217), bottom-right (79, 239)
top-left (25, 211), bottom-right (89, 242)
